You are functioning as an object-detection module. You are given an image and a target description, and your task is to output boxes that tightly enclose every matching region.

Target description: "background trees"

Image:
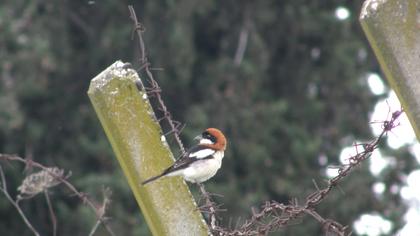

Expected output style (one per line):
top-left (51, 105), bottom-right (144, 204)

top-left (0, 1), bottom-right (416, 235)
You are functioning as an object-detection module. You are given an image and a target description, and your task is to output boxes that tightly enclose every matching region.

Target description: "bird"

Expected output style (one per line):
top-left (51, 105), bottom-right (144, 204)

top-left (142, 128), bottom-right (227, 185)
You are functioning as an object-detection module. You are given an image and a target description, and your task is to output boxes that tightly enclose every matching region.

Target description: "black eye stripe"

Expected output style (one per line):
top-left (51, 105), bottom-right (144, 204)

top-left (202, 131), bottom-right (217, 143)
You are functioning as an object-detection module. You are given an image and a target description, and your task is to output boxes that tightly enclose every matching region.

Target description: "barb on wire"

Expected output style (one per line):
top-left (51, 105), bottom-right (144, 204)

top-left (0, 154), bottom-right (115, 236)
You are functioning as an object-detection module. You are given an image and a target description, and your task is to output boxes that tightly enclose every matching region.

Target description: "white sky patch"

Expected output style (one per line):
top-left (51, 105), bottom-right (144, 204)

top-left (325, 167), bottom-right (339, 178)
top-left (399, 208), bottom-right (420, 235)
top-left (409, 143), bottom-right (420, 164)
top-left (339, 145), bottom-right (364, 164)
top-left (400, 186), bottom-right (411, 200)
top-left (335, 6), bottom-right (350, 21)
top-left (369, 150), bottom-right (389, 176)
top-left (400, 170), bottom-right (420, 201)
top-left (372, 182), bottom-right (385, 195)
top-left (367, 73), bottom-right (386, 95)
top-left (354, 214), bottom-right (392, 236)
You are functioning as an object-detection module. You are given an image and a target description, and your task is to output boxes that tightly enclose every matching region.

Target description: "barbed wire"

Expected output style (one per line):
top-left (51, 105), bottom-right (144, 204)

top-left (211, 109), bottom-right (403, 236)
top-left (127, 5), bottom-right (404, 236)
top-left (127, 5), bottom-right (222, 232)
top-left (128, 6), bottom-right (186, 154)
top-left (0, 6), bottom-right (405, 236)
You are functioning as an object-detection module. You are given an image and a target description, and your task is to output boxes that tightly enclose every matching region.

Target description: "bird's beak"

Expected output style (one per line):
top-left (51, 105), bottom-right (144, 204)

top-left (194, 134), bottom-right (203, 141)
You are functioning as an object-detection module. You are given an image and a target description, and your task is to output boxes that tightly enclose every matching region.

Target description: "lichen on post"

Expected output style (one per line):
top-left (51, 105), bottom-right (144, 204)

top-left (87, 61), bottom-right (209, 236)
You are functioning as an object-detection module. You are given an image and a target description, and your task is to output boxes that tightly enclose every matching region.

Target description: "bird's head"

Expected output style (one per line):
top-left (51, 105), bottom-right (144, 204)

top-left (194, 128), bottom-right (227, 151)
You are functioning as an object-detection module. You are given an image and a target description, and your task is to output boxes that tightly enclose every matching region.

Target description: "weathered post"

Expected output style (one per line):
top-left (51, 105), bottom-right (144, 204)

top-left (88, 61), bottom-right (209, 235)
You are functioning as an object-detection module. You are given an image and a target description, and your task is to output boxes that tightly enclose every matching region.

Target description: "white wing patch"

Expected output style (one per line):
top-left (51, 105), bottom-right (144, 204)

top-left (189, 148), bottom-right (215, 159)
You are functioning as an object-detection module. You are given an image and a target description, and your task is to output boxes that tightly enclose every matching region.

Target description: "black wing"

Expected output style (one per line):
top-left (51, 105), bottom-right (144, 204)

top-left (174, 145), bottom-right (208, 159)
top-left (161, 156), bottom-right (199, 175)
top-left (142, 145), bottom-right (214, 185)
top-left (165, 146), bottom-right (214, 172)
top-left (142, 159), bottom-right (194, 185)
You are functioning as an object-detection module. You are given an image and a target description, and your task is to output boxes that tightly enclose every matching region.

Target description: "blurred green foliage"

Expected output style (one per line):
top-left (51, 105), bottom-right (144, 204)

top-left (0, 0), bottom-right (415, 235)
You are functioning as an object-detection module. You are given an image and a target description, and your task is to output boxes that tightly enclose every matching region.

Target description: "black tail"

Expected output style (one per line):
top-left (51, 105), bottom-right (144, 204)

top-left (142, 173), bottom-right (165, 185)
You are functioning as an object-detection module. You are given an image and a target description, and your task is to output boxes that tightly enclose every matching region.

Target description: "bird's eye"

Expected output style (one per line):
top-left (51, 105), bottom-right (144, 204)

top-left (202, 131), bottom-right (217, 143)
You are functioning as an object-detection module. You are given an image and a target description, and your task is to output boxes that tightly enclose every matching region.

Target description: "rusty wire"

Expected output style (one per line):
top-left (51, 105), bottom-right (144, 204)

top-left (211, 109), bottom-right (403, 236)
top-left (128, 5), bottom-right (221, 232)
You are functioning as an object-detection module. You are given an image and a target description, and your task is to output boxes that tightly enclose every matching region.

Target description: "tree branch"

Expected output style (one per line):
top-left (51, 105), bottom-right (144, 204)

top-left (0, 154), bottom-right (116, 236)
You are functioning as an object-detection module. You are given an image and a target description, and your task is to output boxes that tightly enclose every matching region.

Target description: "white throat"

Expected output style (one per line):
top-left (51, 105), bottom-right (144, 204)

top-left (199, 138), bottom-right (213, 145)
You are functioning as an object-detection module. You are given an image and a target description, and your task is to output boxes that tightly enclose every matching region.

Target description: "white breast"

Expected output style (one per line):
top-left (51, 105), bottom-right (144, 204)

top-left (182, 151), bottom-right (224, 183)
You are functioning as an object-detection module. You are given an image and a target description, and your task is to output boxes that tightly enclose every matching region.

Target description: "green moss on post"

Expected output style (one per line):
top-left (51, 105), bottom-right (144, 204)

top-left (88, 61), bottom-right (209, 236)
top-left (360, 0), bottom-right (420, 138)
